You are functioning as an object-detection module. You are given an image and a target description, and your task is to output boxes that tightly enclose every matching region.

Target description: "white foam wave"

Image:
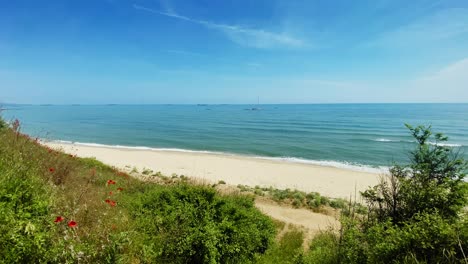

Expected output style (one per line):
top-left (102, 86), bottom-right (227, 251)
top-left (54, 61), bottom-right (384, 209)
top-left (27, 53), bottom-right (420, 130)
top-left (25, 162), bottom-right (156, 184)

top-left (374, 138), bottom-right (463, 147)
top-left (375, 138), bottom-right (393, 142)
top-left (255, 156), bottom-right (389, 174)
top-left (51, 140), bottom-right (229, 154)
top-left (48, 139), bottom-right (389, 174)
top-left (427, 142), bottom-right (462, 147)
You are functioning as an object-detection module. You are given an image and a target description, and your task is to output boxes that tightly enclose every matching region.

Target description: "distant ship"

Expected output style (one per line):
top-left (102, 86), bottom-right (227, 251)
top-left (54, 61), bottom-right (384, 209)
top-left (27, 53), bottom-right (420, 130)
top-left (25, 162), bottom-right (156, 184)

top-left (245, 97), bottom-right (262, 111)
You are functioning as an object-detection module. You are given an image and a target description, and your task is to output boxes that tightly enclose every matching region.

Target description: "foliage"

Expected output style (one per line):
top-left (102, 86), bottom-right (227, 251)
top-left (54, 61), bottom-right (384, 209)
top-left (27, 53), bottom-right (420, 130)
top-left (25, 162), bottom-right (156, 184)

top-left (129, 184), bottom-right (275, 263)
top-left (301, 231), bottom-right (339, 264)
top-left (256, 228), bottom-right (305, 264)
top-left (334, 124), bottom-right (468, 263)
top-left (237, 185), bottom-right (355, 211)
top-left (0, 156), bottom-right (54, 263)
top-left (362, 124), bottom-right (467, 224)
top-left (0, 118), bottom-right (277, 263)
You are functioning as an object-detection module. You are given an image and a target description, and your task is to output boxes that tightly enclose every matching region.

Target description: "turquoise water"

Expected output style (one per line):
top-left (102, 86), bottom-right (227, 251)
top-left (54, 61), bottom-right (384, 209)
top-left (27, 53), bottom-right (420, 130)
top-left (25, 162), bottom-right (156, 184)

top-left (3, 104), bottom-right (468, 171)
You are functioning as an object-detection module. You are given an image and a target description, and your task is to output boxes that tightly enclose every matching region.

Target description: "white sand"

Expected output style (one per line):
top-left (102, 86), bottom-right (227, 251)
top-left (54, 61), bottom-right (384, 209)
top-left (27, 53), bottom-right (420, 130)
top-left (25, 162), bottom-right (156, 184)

top-left (46, 142), bottom-right (382, 199)
top-left (255, 198), bottom-right (340, 233)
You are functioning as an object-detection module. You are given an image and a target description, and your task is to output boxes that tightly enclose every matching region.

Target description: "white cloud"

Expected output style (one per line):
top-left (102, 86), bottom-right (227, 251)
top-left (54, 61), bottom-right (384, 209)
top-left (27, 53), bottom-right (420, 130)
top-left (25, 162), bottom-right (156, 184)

top-left (409, 58), bottom-right (468, 98)
top-left (367, 8), bottom-right (468, 48)
top-left (133, 4), bottom-right (304, 49)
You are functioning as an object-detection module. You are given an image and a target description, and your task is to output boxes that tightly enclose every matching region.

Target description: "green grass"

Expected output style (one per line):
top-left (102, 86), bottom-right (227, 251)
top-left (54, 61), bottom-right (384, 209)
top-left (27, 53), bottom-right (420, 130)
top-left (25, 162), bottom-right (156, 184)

top-left (0, 120), bottom-right (278, 263)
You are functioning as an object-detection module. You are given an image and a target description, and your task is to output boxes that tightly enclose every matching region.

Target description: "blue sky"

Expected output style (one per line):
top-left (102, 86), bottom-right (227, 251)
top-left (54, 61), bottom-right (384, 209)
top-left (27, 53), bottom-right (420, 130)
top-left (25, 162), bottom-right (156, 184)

top-left (1, 0), bottom-right (468, 104)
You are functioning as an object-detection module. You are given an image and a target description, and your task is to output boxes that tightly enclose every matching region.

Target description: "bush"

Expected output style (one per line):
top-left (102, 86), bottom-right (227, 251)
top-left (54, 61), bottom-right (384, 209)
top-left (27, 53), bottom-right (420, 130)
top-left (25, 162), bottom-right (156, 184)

top-left (304, 232), bottom-right (339, 264)
top-left (362, 124), bottom-right (468, 224)
top-left (335, 125), bottom-right (468, 263)
top-left (364, 212), bottom-right (464, 263)
top-left (129, 184), bottom-right (275, 263)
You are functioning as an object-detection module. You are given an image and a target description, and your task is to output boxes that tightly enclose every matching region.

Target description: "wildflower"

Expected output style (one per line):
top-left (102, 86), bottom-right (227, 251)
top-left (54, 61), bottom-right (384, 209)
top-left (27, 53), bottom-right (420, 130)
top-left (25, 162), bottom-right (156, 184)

top-left (54, 216), bottom-right (64, 223)
top-left (105, 199), bottom-right (117, 207)
top-left (49, 168), bottom-right (55, 173)
top-left (107, 179), bottom-right (116, 185)
top-left (109, 191), bottom-right (113, 195)
top-left (68, 220), bottom-right (77, 228)
top-left (117, 187), bottom-right (124, 192)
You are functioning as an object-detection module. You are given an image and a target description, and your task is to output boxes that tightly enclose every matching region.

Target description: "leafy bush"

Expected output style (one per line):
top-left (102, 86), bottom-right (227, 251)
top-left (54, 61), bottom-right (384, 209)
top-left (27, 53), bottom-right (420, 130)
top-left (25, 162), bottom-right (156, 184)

top-left (332, 125), bottom-right (468, 263)
top-left (304, 232), bottom-right (339, 264)
top-left (129, 184), bottom-right (275, 263)
top-left (362, 124), bottom-right (468, 224)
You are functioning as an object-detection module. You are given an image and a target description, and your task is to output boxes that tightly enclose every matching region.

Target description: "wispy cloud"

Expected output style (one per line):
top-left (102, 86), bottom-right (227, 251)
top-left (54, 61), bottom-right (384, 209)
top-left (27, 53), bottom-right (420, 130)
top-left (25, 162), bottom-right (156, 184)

top-left (416, 57), bottom-right (468, 85)
top-left (133, 4), bottom-right (304, 49)
top-left (166, 49), bottom-right (204, 56)
top-left (367, 8), bottom-right (468, 48)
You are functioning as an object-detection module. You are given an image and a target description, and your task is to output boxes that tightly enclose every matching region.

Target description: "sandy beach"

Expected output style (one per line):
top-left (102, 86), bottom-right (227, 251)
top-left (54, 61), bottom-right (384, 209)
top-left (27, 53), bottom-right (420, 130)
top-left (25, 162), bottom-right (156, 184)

top-left (46, 142), bottom-right (382, 199)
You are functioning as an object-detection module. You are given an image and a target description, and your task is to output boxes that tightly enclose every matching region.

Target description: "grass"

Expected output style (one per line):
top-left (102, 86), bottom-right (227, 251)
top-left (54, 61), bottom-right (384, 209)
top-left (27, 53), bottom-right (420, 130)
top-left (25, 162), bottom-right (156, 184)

top-left (0, 119), bottom-right (279, 263)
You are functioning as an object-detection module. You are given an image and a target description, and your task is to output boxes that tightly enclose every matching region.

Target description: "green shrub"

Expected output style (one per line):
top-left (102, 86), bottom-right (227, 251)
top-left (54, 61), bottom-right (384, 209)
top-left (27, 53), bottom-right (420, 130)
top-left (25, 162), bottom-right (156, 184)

top-left (304, 232), bottom-right (339, 264)
top-left (335, 125), bottom-right (468, 263)
top-left (129, 184), bottom-right (275, 263)
top-left (256, 229), bottom-right (305, 264)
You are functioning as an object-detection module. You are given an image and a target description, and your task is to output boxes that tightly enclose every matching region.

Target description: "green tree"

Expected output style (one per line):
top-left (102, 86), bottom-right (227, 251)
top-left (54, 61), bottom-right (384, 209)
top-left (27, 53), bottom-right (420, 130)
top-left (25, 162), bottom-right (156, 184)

top-left (362, 124), bottom-right (467, 224)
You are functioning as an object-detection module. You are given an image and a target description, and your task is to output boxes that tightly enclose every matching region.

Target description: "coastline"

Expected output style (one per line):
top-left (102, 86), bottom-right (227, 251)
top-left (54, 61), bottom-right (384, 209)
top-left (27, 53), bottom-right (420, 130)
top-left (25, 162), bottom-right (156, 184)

top-left (45, 141), bottom-right (383, 199)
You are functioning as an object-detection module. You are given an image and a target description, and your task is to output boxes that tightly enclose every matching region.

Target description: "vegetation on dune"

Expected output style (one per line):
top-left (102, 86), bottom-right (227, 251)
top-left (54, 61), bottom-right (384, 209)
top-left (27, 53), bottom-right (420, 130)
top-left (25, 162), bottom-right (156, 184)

top-left (235, 184), bottom-right (363, 214)
top-left (1, 117), bottom-right (467, 263)
top-left (0, 118), bottom-right (275, 263)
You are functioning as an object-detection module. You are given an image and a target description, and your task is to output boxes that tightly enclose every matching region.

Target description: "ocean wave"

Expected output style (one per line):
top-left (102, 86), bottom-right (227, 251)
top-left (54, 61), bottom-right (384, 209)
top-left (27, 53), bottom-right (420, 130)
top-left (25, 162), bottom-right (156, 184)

top-left (51, 140), bottom-right (226, 154)
top-left (374, 138), bottom-right (463, 147)
top-left (48, 139), bottom-right (389, 174)
top-left (374, 138), bottom-right (395, 142)
top-left (427, 142), bottom-right (462, 147)
top-left (255, 157), bottom-right (390, 174)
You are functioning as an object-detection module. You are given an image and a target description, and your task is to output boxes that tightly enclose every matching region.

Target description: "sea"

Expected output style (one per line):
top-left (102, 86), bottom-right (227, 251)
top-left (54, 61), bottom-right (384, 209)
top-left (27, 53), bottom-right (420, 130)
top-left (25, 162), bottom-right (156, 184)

top-left (2, 104), bottom-right (467, 173)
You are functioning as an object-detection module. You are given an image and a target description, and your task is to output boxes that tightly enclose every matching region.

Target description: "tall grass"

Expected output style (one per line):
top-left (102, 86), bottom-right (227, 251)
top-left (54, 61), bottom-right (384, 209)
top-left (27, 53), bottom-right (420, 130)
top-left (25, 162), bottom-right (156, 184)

top-left (0, 119), bottom-right (277, 263)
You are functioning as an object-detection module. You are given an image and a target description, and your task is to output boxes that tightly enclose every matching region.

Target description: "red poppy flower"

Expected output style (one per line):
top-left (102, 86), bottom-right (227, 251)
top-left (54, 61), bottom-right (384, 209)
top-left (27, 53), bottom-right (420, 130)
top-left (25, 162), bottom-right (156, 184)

top-left (109, 191), bottom-right (113, 195)
top-left (105, 199), bottom-right (117, 207)
top-left (68, 220), bottom-right (77, 228)
top-left (117, 187), bottom-right (124, 192)
top-left (107, 180), bottom-right (116, 185)
top-left (54, 216), bottom-right (64, 223)
top-left (49, 168), bottom-right (55, 173)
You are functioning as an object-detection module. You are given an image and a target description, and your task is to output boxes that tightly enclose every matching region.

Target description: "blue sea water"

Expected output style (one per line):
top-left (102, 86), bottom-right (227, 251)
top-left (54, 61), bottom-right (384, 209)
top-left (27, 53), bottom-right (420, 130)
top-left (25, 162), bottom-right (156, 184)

top-left (2, 104), bottom-right (468, 172)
